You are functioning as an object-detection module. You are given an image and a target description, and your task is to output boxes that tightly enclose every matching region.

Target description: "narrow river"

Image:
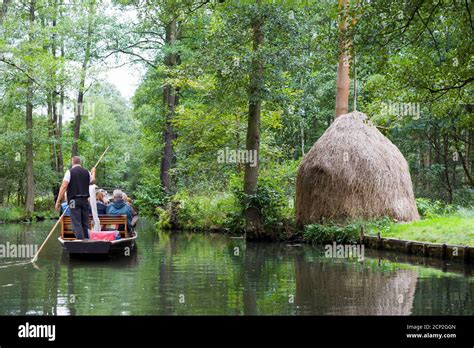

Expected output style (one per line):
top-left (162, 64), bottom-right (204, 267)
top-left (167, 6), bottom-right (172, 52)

top-left (0, 219), bottom-right (472, 315)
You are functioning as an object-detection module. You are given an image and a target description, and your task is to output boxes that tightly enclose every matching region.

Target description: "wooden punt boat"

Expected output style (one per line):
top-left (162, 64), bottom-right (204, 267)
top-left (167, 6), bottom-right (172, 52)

top-left (58, 215), bottom-right (137, 257)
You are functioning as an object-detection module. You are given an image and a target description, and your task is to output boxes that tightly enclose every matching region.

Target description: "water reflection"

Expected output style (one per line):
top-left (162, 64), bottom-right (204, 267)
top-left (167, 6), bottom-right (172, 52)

top-left (0, 219), bottom-right (472, 315)
top-left (295, 256), bottom-right (418, 315)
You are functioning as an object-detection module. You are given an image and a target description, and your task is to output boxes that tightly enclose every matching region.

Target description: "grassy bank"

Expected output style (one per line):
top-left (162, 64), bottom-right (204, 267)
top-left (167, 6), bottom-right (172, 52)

top-left (0, 205), bottom-right (56, 223)
top-left (148, 190), bottom-right (473, 247)
top-left (378, 215), bottom-right (474, 246)
top-left (304, 204), bottom-right (474, 247)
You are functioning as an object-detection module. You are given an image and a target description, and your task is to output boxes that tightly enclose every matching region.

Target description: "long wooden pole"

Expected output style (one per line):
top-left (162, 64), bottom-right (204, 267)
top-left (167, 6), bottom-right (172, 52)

top-left (31, 206), bottom-right (69, 263)
top-left (93, 145), bottom-right (110, 168)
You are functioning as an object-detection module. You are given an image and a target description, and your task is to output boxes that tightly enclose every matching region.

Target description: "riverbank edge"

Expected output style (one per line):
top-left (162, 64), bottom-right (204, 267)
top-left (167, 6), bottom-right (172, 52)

top-left (158, 224), bottom-right (474, 264)
top-left (360, 231), bottom-right (472, 264)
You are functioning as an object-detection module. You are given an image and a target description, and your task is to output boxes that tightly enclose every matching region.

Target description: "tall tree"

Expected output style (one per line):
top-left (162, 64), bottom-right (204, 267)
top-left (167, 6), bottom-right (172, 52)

top-left (161, 18), bottom-right (179, 194)
top-left (244, 0), bottom-right (264, 237)
top-left (57, 40), bottom-right (65, 176)
top-left (46, 0), bottom-right (62, 200)
top-left (335, 0), bottom-right (350, 117)
top-left (71, 0), bottom-right (95, 157)
top-left (24, 0), bottom-right (36, 217)
top-left (114, 0), bottom-right (211, 193)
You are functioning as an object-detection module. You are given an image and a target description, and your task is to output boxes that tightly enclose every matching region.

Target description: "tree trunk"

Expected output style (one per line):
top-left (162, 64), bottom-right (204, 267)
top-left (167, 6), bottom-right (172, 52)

top-left (17, 175), bottom-right (23, 206)
top-left (335, 0), bottom-right (351, 117)
top-left (457, 143), bottom-right (473, 187)
top-left (57, 90), bottom-right (64, 172)
top-left (468, 130), bottom-right (472, 178)
top-left (300, 119), bottom-right (305, 157)
top-left (460, 131), bottom-right (472, 186)
top-left (25, 0), bottom-right (36, 217)
top-left (236, 114), bottom-right (242, 173)
top-left (57, 40), bottom-right (65, 175)
top-left (442, 135), bottom-right (453, 202)
top-left (244, 2), bottom-right (264, 238)
top-left (160, 19), bottom-right (179, 194)
top-left (48, 90), bottom-right (60, 201)
top-left (47, 6), bottom-right (60, 200)
top-left (71, 87), bottom-right (84, 157)
top-left (71, 1), bottom-right (93, 157)
top-left (0, 0), bottom-right (10, 22)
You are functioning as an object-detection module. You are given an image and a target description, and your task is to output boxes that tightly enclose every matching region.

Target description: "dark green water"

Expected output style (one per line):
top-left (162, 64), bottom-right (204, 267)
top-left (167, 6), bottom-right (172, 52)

top-left (0, 219), bottom-right (472, 315)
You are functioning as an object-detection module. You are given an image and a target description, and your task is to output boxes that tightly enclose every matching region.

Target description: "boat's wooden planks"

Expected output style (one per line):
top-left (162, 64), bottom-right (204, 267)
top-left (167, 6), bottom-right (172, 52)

top-left (61, 215), bottom-right (129, 239)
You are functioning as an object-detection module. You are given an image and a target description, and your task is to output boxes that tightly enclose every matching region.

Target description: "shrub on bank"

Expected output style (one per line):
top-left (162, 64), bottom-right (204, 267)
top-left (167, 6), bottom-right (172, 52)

top-left (0, 205), bottom-right (57, 222)
top-left (156, 161), bottom-right (299, 233)
top-left (34, 197), bottom-right (54, 212)
top-left (228, 162), bottom-right (297, 231)
top-left (415, 198), bottom-right (456, 218)
top-left (156, 191), bottom-right (238, 231)
top-left (303, 222), bottom-right (361, 244)
top-left (303, 218), bottom-right (393, 244)
top-left (133, 172), bottom-right (168, 217)
top-left (0, 206), bottom-right (26, 223)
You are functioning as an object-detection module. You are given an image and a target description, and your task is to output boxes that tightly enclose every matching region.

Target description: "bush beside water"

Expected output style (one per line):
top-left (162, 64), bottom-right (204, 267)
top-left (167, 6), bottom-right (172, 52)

top-left (153, 162), bottom-right (298, 234)
top-left (0, 206), bottom-right (26, 223)
top-left (303, 218), bottom-right (393, 245)
top-left (145, 184), bottom-right (473, 245)
top-left (0, 204), bottom-right (56, 223)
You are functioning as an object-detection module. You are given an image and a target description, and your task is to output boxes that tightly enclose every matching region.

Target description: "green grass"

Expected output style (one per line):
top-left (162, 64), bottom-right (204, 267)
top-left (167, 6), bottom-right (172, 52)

top-left (0, 205), bottom-right (26, 222)
top-left (381, 216), bottom-right (474, 246)
top-left (0, 205), bottom-right (56, 223)
top-left (304, 206), bottom-right (474, 247)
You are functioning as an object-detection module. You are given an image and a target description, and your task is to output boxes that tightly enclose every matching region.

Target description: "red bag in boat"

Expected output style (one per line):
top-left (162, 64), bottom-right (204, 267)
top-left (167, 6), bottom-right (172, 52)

top-left (89, 230), bottom-right (119, 241)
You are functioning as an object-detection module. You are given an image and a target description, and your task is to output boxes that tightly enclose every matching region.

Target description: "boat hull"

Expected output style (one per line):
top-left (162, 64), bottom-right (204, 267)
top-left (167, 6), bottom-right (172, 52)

top-left (58, 233), bottom-right (137, 258)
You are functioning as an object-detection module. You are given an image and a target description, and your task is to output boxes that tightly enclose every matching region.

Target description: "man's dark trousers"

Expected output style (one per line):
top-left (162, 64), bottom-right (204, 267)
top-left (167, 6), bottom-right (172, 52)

top-left (69, 197), bottom-right (89, 239)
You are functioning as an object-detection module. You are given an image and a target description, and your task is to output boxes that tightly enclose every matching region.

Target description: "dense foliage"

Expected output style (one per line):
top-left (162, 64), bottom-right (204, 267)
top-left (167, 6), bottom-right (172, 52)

top-left (0, 1), bottom-right (472, 230)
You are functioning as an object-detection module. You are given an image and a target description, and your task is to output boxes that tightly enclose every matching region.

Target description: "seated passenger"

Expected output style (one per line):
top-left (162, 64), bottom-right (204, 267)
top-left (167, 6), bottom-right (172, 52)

top-left (106, 189), bottom-right (133, 231)
top-left (126, 197), bottom-right (139, 228)
top-left (96, 191), bottom-right (107, 215)
top-left (60, 193), bottom-right (71, 216)
top-left (60, 201), bottom-right (70, 216)
top-left (100, 189), bottom-right (110, 205)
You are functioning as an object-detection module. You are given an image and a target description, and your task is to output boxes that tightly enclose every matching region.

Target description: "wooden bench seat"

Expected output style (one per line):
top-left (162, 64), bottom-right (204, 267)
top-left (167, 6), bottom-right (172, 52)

top-left (61, 215), bottom-right (129, 239)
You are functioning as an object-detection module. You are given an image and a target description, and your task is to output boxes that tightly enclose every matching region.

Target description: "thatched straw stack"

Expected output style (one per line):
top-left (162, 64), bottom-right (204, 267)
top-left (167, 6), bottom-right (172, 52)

top-left (296, 111), bottom-right (419, 226)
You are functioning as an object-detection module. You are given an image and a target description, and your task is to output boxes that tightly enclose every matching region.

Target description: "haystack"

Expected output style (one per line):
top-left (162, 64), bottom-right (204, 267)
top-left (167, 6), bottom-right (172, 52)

top-left (296, 111), bottom-right (419, 226)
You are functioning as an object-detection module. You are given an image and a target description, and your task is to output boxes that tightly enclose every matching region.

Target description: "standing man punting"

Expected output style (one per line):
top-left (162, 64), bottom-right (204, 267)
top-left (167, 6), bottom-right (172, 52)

top-left (55, 156), bottom-right (96, 240)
